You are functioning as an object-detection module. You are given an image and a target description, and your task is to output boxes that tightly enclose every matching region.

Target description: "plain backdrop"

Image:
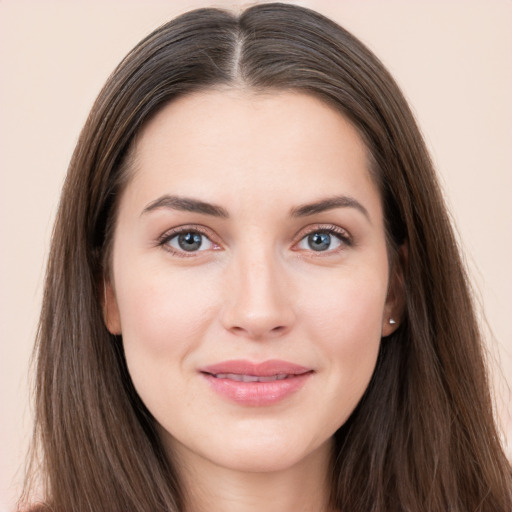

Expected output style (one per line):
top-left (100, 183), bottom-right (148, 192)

top-left (1, 1), bottom-right (511, 509)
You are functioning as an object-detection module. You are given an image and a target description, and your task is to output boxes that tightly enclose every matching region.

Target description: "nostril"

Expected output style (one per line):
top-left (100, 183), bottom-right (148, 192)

top-left (230, 326), bottom-right (246, 334)
top-left (227, 323), bottom-right (289, 339)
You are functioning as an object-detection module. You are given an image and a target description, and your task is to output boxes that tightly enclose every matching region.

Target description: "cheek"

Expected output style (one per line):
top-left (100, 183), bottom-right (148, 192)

top-left (113, 264), bottom-right (223, 419)
top-left (300, 269), bottom-right (386, 405)
top-left (302, 265), bottom-right (387, 343)
top-left (114, 263), bottom-right (220, 360)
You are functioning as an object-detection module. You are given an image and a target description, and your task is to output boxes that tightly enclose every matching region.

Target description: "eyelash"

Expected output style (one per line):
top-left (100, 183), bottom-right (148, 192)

top-left (157, 223), bottom-right (353, 258)
top-left (294, 224), bottom-right (353, 254)
top-left (157, 225), bottom-right (219, 258)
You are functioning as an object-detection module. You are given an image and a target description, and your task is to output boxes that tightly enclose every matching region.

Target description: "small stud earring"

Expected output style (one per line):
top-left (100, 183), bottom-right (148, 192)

top-left (389, 318), bottom-right (396, 325)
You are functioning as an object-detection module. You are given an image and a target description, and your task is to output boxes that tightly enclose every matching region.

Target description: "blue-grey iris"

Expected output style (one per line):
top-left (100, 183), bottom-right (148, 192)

top-left (308, 232), bottom-right (331, 251)
top-left (178, 232), bottom-right (203, 251)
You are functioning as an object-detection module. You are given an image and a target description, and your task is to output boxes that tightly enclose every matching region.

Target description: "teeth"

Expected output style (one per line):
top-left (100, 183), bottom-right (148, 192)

top-left (214, 373), bottom-right (289, 382)
top-left (243, 375), bottom-right (260, 382)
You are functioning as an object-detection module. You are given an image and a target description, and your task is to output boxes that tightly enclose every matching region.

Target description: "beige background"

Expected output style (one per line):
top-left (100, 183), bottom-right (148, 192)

top-left (1, 1), bottom-right (511, 509)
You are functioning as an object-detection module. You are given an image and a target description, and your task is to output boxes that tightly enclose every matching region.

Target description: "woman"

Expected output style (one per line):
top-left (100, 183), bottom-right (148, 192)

top-left (20, 3), bottom-right (511, 511)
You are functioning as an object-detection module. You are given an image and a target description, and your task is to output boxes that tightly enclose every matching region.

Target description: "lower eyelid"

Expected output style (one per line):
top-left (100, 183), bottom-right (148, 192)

top-left (296, 233), bottom-right (345, 251)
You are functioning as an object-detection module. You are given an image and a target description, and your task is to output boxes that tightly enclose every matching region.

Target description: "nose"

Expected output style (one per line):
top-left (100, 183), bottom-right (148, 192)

top-left (221, 247), bottom-right (296, 340)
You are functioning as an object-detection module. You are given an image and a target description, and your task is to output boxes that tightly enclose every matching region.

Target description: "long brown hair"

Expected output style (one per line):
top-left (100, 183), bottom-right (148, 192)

top-left (21, 3), bottom-right (511, 511)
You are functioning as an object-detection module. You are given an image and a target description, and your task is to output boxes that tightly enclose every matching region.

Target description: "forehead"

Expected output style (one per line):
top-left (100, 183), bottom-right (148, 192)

top-left (123, 88), bottom-right (381, 219)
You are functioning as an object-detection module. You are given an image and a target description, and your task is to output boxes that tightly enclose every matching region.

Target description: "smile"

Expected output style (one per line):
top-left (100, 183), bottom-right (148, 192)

top-left (200, 360), bottom-right (313, 406)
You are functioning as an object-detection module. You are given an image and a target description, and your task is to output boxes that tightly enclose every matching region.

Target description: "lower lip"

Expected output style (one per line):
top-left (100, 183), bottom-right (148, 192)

top-left (202, 372), bottom-right (312, 406)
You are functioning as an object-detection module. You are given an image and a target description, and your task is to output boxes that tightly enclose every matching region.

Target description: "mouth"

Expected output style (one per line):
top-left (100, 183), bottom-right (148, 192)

top-left (200, 359), bottom-right (312, 377)
top-left (208, 373), bottom-right (292, 382)
top-left (199, 360), bottom-right (313, 406)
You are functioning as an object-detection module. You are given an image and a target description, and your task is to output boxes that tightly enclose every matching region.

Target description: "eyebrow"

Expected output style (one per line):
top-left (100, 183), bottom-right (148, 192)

top-left (141, 195), bottom-right (229, 218)
top-left (290, 195), bottom-right (371, 222)
top-left (141, 193), bottom-right (370, 222)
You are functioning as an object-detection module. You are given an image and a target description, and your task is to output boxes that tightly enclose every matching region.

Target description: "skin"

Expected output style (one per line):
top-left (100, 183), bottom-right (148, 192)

top-left (105, 89), bottom-right (401, 512)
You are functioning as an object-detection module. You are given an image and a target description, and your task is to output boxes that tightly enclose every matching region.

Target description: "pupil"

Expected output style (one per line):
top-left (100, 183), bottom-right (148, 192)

top-left (308, 232), bottom-right (330, 251)
top-left (178, 232), bottom-right (202, 251)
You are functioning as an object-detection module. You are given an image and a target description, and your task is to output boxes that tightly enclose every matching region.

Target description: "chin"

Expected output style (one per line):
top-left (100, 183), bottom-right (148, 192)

top-left (164, 420), bottom-right (334, 475)
top-left (216, 443), bottom-right (309, 473)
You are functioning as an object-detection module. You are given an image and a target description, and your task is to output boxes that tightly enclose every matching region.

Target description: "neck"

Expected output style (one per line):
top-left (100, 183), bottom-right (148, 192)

top-left (174, 439), bottom-right (335, 512)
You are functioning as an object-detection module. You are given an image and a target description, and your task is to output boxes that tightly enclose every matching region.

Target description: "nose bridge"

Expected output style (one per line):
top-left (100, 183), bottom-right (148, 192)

top-left (221, 240), bottom-right (294, 339)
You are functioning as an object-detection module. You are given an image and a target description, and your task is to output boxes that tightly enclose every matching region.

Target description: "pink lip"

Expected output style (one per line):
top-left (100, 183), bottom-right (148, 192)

top-left (200, 359), bottom-right (313, 406)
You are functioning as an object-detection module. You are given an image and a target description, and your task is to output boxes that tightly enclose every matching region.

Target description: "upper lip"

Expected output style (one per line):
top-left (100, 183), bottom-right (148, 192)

top-left (200, 359), bottom-right (312, 377)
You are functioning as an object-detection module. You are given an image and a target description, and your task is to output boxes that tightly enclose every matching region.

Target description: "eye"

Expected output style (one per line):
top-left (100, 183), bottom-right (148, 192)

top-left (160, 228), bottom-right (218, 255)
top-left (295, 226), bottom-right (351, 253)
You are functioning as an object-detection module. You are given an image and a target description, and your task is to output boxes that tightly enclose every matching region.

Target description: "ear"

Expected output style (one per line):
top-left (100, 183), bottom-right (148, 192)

top-left (102, 278), bottom-right (122, 335)
top-left (381, 244), bottom-right (407, 337)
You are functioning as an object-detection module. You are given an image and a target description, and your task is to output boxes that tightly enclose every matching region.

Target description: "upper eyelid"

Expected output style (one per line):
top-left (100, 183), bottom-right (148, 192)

top-left (293, 223), bottom-right (352, 242)
top-left (158, 224), bottom-right (216, 243)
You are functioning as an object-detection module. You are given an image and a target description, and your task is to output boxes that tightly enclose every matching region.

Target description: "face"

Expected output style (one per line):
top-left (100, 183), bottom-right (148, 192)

top-left (105, 89), bottom-right (400, 475)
